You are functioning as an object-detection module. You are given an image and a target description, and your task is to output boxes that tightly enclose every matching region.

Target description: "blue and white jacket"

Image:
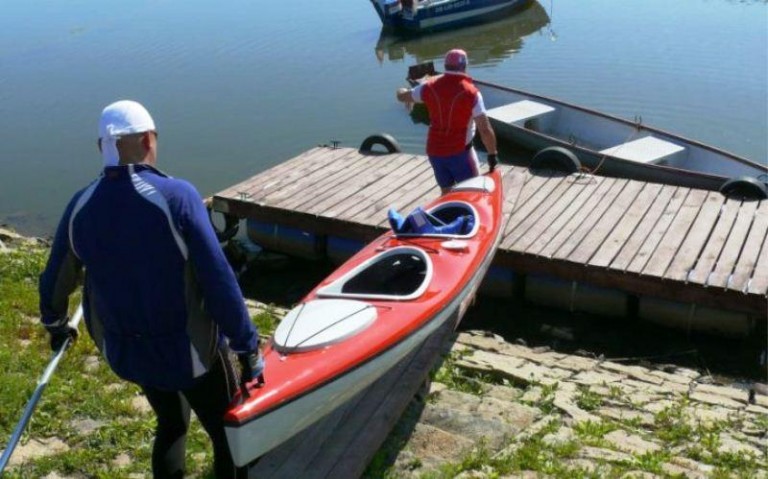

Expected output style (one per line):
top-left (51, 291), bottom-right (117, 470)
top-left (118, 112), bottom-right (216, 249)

top-left (39, 164), bottom-right (258, 391)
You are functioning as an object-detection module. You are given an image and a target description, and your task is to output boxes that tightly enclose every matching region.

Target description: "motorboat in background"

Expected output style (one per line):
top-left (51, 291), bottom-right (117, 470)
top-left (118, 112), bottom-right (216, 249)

top-left (370, 0), bottom-right (535, 34)
top-left (375, 0), bottom-right (549, 64)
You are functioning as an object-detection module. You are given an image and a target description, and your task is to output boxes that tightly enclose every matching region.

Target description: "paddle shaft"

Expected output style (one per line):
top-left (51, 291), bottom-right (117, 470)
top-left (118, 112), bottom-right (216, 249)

top-left (0, 304), bottom-right (84, 473)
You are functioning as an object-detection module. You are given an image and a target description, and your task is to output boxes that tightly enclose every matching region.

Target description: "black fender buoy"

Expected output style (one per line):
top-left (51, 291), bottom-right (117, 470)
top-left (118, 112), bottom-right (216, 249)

top-left (359, 133), bottom-right (401, 154)
top-left (208, 207), bottom-right (240, 242)
top-left (720, 176), bottom-right (768, 200)
top-left (531, 146), bottom-right (581, 174)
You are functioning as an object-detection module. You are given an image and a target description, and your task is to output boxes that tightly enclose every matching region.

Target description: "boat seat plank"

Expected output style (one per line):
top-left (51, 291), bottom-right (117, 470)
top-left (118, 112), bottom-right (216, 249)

top-left (729, 202), bottom-right (768, 292)
top-left (642, 189), bottom-right (709, 278)
top-left (626, 187), bottom-right (690, 274)
top-left (685, 198), bottom-right (741, 286)
top-left (486, 100), bottom-right (555, 124)
top-left (599, 136), bottom-right (685, 164)
top-left (707, 200), bottom-right (760, 288)
top-left (569, 180), bottom-right (646, 265)
top-left (588, 183), bottom-right (664, 268)
top-left (609, 186), bottom-right (680, 271)
top-left (552, 179), bottom-right (629, 261)
top-left (537, 177), bottom-right (618, 258)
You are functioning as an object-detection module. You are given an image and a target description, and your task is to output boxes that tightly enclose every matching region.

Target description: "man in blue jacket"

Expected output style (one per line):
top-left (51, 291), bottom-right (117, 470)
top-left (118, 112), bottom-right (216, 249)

top-left (39, 100), bottom-right (261, 479)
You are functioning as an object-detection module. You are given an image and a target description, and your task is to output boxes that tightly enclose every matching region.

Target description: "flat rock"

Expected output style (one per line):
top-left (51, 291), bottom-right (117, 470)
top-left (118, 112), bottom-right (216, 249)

top-left (70, 417), bottom-right (105, 435)
top-left (598, 361), bottom-right (665, 385)
top-left (717, 433), bottom-right (764, 456)
top-left (420, 405), bottom-right (524, 449)
top-left (131, 394), bottom-right (152, 414)
top-left (112, 453), bottom-right (132, 468)
top-left (3, 437), bottom-right (69, 467)
top-left (597, 406), bottom-right (654, 427)
top-left (83, 355), bottom-right (100, 372)
top-left (484, 384), bottom-right (523, 403)
top-left (571, 369), bottom-right (625, 386)
top-left (604, 429), bottom-right (661, 455)
top-left (579, 446), bottom-right (632, 463)
top-left (689, 391), bottom-right (743, 409)
top-left (392, 423), bottom-right (473, 474)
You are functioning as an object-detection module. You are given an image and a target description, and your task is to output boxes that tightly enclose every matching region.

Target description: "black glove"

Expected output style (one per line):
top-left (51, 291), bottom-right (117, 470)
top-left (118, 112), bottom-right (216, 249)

top-left (238, 350), bottom-right (265, 387)
top-left (46, 323), bottom-right (78, 352)
top-left (487, 153), bottom-right (498, 172)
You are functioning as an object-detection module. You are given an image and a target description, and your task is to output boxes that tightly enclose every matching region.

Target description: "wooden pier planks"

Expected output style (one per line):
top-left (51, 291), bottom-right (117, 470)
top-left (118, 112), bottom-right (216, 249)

top-left (213, 147), bottom-right (768, 315)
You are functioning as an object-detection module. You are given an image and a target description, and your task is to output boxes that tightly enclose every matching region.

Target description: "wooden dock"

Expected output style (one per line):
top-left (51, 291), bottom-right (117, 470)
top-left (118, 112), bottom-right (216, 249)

top-left (213, 145), bottom-right (767, 477)
top-left (213, 145), bottom-right (768, 317)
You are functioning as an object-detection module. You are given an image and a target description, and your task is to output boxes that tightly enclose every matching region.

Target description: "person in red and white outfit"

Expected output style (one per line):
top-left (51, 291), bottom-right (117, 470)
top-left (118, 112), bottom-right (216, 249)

top-left (397, 48), bottom-right (498, 194)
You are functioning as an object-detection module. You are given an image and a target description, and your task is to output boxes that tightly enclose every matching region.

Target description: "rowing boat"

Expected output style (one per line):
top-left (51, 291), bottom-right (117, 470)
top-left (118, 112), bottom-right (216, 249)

top-left (407, 64), bottom-right (768, 194)
top-left (224, 169), bottom-right (506, 466)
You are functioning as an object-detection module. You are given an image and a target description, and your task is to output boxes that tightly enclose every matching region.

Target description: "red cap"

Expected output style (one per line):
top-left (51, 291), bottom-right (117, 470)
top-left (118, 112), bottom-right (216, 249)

top-left (444, 49), bottom-right (468, 72)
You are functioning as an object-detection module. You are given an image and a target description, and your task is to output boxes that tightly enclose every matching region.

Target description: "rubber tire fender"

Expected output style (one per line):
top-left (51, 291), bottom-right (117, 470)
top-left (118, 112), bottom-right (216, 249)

top-left (531, 146), bottom-right (581, 174)
top-left (208, 208), bottom-right (240, 243)
top-left (359, 133), bottom-right (401, 154)
top-left (719, 176), bottom-right (768, 200)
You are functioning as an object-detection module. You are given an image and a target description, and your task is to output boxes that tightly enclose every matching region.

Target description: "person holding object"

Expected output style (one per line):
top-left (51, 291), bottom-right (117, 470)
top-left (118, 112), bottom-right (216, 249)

top-left (396, 48), bottom-right (498, 194)
top-left (39, 100), bottom-right (261, 479)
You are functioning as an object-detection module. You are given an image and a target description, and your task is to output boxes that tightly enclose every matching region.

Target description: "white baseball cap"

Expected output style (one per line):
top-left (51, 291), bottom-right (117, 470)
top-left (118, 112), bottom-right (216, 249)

top-left (98, 100), bottom-right (156, 166)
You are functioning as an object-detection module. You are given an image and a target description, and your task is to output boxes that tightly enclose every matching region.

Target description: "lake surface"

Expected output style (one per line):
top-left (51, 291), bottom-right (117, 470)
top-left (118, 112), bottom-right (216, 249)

top-left (1, 0), bottom-right (766, 235)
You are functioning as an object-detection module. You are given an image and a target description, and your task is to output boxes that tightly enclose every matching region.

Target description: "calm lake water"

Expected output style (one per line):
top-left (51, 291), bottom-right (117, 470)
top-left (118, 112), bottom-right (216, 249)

top-left (1, 0), bottom-right (766, 235)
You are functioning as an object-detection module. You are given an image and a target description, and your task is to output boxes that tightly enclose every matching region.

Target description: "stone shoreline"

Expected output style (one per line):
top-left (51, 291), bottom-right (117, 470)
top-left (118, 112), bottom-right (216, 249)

top-left (380, 330), bottom-right (768, 478)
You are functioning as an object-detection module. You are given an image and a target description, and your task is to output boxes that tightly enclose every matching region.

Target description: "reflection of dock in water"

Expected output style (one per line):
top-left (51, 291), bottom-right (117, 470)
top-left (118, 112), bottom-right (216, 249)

top-left (375, 1), bottom-right (549, 66)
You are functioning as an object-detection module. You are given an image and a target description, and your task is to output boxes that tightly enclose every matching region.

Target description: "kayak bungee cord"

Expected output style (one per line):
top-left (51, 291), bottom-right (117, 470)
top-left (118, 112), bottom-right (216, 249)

top-left (0, 304), bottom-right (83, 474)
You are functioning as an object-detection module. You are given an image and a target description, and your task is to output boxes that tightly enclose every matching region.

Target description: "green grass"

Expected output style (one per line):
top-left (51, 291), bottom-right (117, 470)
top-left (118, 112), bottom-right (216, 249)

top-left (0, 245), bottom-right (227, 477)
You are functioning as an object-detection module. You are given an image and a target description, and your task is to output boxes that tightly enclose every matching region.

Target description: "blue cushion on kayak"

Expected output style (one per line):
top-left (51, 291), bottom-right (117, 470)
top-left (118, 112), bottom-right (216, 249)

top-left (389, 206), bottom-right (473, 235)
top-left (388, 207), bottom-right (406, 232)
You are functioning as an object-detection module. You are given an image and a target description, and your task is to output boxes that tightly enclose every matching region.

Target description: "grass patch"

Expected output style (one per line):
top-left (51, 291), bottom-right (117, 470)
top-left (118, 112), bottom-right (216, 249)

top-left (0, 244), bottom-right (251, 477)
top-left (575, 385), bottom-right (603, 412)
top-left (431, 350), bottom-right (488, 396)
top-left (652, 399), bottom-right (694, 445)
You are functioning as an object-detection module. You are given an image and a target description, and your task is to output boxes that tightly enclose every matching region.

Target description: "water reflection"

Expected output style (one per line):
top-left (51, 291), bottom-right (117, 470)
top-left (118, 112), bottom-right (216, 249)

top-left (375, 1), bottom-right (550, 67)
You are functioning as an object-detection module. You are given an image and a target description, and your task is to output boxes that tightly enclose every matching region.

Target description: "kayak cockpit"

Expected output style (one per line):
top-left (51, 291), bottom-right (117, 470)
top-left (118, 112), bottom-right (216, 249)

top-left (317, 246), bottom-right (432, 301)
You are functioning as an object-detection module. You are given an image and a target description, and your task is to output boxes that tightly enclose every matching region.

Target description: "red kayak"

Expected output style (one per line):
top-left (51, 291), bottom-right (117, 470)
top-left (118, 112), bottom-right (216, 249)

top-left (224, 169), bottom-right (505, 466)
